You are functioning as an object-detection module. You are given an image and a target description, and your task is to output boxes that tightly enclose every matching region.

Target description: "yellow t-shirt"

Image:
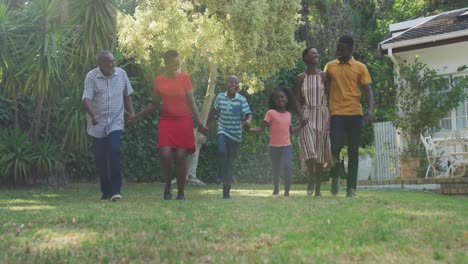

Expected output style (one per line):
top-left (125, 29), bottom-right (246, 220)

top-left (324, 57), bottom-right (372, 116)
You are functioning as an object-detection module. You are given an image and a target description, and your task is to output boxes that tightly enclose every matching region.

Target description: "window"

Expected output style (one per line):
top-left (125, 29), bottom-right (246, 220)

top-left (435, 74), bottom-right (468, 131)
top-left (453, 75), bottom-right (468, 129)
top-left (435, 77), bottom-right (452, 131)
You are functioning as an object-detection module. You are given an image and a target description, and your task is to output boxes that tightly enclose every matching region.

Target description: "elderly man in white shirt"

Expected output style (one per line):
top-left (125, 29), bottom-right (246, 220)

top-left (82, 51), bottom-right (135, 202)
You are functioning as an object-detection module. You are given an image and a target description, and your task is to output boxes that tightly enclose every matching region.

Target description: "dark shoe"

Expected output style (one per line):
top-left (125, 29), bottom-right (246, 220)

top-left (314, 192), bottom-right (322, 197)
top-left (101, 196), bottom-right (111, 201)
top-left (110, 194), bottom-right (122, 202)
top-left (164, 191), bottom-right (173, 200)
top-left (346, 188), bottom-right (357, 198)
top-left (331, 177), bottom-right (339, 195)
top-left (176, 193), bottom-right (185, 200)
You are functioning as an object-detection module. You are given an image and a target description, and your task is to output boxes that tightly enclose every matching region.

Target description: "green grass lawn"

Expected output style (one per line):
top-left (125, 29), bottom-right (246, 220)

top-left (0, 183), bottom-right (467, 263)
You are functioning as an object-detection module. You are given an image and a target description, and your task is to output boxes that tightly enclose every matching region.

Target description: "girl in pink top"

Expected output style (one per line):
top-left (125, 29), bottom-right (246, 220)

top-left (250, 87), bottom-right (302, 197)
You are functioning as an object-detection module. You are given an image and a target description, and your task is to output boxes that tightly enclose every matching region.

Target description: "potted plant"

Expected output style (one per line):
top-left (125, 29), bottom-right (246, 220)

top-left (392, 58), bottom-right (467, 178)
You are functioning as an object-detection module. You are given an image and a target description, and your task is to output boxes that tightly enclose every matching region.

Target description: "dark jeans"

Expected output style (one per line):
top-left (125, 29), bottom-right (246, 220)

top-left (93, 130), bottom-right (122, 198)
top-left (270, 145), bottom-right (292, 195)
top-left (217, 134), bottom-right (240, 191)
top-left (330, 115), bottom-right (362, 190)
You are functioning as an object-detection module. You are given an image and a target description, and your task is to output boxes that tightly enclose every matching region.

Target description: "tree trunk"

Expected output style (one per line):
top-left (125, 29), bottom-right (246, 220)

top-left (31, 95), bottom-right (44, 145)
top-left (186, 61), bottom-right (218, 185)
top-left (44, 98), bottom-right (51, 138)
top-left (13, 92), bottom-right (19, 130)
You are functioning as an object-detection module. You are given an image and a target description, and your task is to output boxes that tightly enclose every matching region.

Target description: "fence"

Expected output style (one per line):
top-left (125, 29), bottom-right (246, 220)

top-left (373, 121), bottom-right (399, 180)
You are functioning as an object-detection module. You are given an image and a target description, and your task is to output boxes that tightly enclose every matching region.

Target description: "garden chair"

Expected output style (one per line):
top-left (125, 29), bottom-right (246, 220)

top-left (444, 137), bottom-right (468, 177)
top-left (420, 134), bottom-right (449, 178)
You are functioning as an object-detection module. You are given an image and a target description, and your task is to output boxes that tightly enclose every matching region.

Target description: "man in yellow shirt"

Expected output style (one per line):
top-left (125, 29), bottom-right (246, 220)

top-left (324, 35), bottom-right (374, 197)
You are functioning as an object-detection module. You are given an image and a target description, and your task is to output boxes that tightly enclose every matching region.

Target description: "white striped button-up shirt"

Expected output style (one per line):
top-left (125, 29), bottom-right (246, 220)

top-left (82, 67), bottom-right (133, 138)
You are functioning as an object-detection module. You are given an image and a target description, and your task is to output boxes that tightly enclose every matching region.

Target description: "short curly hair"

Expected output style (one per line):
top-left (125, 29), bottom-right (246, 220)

top-left (338, 35), bottom-right (354, 48)
top-left (268, 86), bottom-right (296, 112)
top-left (163, 50), bottom-right (179, 62)
top-left (302, 45), bottom-right (317, 62)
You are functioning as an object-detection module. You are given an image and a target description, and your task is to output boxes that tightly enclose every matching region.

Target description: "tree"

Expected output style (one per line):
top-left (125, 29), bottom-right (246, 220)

top-left (392, 59), bottom-right (467, 154)
top-left (118, 0), bottom-right (302, 182)
top-left (0, 0), bottom-right (23, 129)
top-left (0, 0), bottom-right (123, 185)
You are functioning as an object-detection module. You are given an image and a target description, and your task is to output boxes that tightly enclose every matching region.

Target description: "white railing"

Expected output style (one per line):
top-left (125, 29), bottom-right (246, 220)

top-left (373, 122), bottom-right (399, 180)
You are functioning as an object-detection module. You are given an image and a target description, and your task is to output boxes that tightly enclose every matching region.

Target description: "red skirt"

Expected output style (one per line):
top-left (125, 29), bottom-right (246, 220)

top-left (158, 115), bottom-right (195, 154)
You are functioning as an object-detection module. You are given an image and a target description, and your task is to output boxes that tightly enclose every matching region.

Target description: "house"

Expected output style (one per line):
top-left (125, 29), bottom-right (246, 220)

top-left (374, 8), bottom-right (468, 179)
top-left (379, 7), bottom-right (468, 138)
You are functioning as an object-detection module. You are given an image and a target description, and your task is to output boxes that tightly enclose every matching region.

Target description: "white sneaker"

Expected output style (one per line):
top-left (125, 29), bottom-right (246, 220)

top-left (272, 194), bottom-right (280, 198)
top-left (110, 194), bottom-right (122, 202)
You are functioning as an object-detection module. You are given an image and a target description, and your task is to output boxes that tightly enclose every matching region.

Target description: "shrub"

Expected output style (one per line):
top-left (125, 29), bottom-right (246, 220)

top-left (0, 129), bottom-right (34, 185)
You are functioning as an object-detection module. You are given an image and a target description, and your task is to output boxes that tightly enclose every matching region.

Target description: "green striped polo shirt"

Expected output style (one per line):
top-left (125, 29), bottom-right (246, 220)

top-left (214, 92), bottom-right (251, 142)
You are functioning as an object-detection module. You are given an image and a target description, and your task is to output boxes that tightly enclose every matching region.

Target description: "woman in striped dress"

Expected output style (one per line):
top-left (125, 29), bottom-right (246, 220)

top-left (296, 46), bottom-right (334, 196)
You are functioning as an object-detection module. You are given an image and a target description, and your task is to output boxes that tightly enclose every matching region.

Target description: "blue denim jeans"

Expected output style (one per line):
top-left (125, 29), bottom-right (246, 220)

top-left (270, 145), bottom-right (293, 195)
top-left (92, 130), bottom-right (122, 198)
top-left (217, 134), bottom-right (240, 192)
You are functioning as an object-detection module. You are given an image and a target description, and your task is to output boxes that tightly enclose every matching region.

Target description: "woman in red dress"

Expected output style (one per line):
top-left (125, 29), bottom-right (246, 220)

top-left (131, 50), bottom-right (208, 200)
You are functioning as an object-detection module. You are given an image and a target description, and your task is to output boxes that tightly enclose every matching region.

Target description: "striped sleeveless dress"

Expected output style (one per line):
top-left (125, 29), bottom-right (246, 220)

top-left (299, 73), bottom-right (334, 169)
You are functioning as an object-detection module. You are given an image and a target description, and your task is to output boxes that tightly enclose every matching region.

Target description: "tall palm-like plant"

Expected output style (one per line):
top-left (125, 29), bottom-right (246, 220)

top-left (0, 1), bottom-right (17, 72)
top-left (50, 0), bottom-right (121, 173)
top-left (20, 0), bottom-right (71, 144)
top-left (0, 1), bottom-right (24, 129)
top-left (68, 0), bottom-right (119, 75)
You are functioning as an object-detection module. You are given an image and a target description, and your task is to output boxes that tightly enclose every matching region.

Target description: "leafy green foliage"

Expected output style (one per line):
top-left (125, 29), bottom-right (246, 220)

top-left (118, 0), bottom-right (302, 92)
top-left (0, 128), bottom-right (65, 185)
top-left (32, 140), bottom-right (63, 180)
top-left (0, 129), bottom-right (34, 185)
top-left (121, 93), bottom-right (160, 182)
top-left (2, 0), bottom-right (467, 184)
top-left (392, 59), bottom-right (468, 150)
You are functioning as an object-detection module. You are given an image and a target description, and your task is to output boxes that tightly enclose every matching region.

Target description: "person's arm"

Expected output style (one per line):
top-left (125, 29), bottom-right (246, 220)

top-left (249, 120), bottom-right (268, 134)
top-left (362, 83), bottom-right (374, 124)
top-left (206, 108), bottom-right (215, 132)
top-left (295, 73), bottom-right (307, 127)
top-left (82, 99), bottom-right (98, 125)
top-left (242, 113), bottom-right (252, 130)
top-left (129, 93), bottom-right (160, 125)
top-left (322, 72), bottom-right (330, 98)
top-left (82, 74), bottom-right (98, 125)
top-left (186, 90), bottom-right (208, 135)
top-left (290, 123), bottom-right (305, 134)
top-left (124, 95), bottom-right (135, 118)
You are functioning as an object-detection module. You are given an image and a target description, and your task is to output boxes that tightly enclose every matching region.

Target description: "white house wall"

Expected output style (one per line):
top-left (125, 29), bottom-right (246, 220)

top-left (387, 41), bottom-right (468, 173)
top-left (390, 41), bottom-right (468, 76)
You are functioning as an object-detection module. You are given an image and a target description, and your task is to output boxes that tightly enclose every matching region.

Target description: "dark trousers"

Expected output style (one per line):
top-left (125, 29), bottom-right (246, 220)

top-left (330, 115), bottom-right (362, 190)
top-left (270, 145), bottom-right (292, 195)
top-left (217, 134), bottom-right (240, 192)
top-left (93, 130), bottom-right (122, 198)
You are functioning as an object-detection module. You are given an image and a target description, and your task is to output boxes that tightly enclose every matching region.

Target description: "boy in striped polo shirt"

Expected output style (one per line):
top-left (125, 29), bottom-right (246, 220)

top-left (208, 75), bottom-right (252, 199)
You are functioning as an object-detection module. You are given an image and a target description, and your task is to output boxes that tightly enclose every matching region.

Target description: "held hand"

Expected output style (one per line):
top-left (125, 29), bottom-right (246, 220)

top-left (128, 115), bottom-right (138, 126)
top-left (91, 115), bottom-right (99, 126)
top-left (242, 120), bottom-right (251, 130)
top-left (197, 124), bottom-right (209, 136)
top-left (364, 111), bottom-right (374, 124)
top-left (300, 117), bottom-right (308, 127)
